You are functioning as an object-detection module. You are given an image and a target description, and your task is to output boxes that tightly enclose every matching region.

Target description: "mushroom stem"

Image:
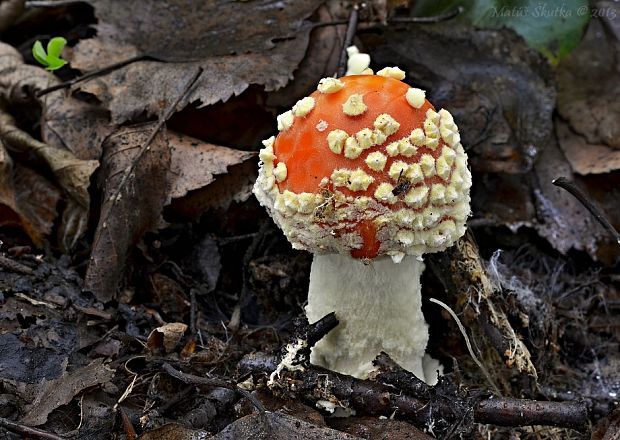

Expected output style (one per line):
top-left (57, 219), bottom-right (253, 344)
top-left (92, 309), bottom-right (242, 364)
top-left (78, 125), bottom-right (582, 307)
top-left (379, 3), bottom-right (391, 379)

top-left (306, 254), bottom-right (436, 382)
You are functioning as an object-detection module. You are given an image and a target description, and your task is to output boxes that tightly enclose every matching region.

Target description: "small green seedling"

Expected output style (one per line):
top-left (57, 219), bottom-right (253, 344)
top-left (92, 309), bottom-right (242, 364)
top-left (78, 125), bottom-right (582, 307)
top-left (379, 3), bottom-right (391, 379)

top-left (32, 37), bottom-right (68, 71)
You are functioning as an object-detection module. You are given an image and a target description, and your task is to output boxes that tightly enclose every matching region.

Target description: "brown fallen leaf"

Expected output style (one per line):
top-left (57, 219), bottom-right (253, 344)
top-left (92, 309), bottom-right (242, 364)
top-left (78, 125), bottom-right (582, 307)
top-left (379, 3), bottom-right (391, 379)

top-left (556, 120), bottom-right (620, 175)
top-left (137, 423), bottom-right (209, 440)
top-left (328, 417), bottom-right (434, 440)
top-left (20, 358), bottom-right (114, 426)
top-left (85, 122), bottom-right (171, 302)
top-left (167, 131), bottom-right (255, 201)
top-left (211, 412), bottom-right (363, 440)
top-left (147, 322), bottom-right (188, 354)
top-left (557, 2), bottom-right (620, 149)
top-left (71, 0), bottom-right (324, 123)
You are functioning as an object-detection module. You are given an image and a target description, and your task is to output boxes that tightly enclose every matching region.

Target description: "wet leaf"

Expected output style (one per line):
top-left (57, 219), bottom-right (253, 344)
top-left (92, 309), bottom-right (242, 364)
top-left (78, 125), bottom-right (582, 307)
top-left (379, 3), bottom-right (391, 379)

top-left (85, 122), bottom-right (171, 302)
top-left (71, 0), bottom-right (323, 123)
top-left (21, 358), bottom-right (114, 426)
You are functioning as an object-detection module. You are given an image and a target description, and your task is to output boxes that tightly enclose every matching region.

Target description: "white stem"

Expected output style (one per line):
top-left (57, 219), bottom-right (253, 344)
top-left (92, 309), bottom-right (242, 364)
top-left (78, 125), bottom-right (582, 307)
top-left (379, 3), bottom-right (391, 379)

top-left (306, 254), bottom-right (429, 381)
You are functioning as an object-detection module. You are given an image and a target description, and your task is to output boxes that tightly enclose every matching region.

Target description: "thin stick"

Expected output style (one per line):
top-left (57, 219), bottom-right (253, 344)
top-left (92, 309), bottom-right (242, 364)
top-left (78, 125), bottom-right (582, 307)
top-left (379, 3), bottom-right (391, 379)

top-left (307, 312), bottom-right (339, 348)
top-left (388, 7), bottom-right (462, 23)
top-left (336, 4), bottom-right (359, 77)
top-left (0, 417), bottom-right (65, 440)
top-left (35, 55), bottom-right (150, 97)
top-left (162, 363), bottom-right (266, 413)
top-left (430, 297), bottom-right (501, 395)
top-left (553, 177), bottom-right (620, 245)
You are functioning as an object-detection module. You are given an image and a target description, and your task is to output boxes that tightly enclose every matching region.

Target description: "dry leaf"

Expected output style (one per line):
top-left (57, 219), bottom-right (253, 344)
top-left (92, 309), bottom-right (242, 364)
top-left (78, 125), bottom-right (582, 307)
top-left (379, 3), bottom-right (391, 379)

top-left (556, 120), bottom-right (620, 175)
top-left (167, 131), bottom-right (255, 200)
top-left (71, 0), bottom-right (324, 123)
top-left (85, 122), bottom-right (171, 302)
top-left (556, 3), bottom-right (620, 149)
top-left (21, 358), bottom-right (114, 426)
top-left (147, 322), bottom-right (188, 354)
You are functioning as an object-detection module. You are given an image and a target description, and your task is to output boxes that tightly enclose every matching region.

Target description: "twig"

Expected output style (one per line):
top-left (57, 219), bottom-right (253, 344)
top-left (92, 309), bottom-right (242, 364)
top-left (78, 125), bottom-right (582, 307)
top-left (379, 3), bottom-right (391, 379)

top-left (0, 417), bottom-right (65, 440)
top-left (336, 4), bottom-right (359, 77)
top-left (162, 363), bottom-right (267, 414)
top-left (553, 177), bottom-right (620, 245)
top-left (0, 253), bottom-right (34, 275)
top-left (35, 55), bottom-right (151, 97)
top-left (26, 0), bottom-right (81, 6)
top-left (306, 312), bottom-right (339, 348)
top-left (312, 7), bottom-right (462, 31)
top-left (239, 353), bottom-right (588, 431)
top-left (388, 7), bottom-right (462, 23)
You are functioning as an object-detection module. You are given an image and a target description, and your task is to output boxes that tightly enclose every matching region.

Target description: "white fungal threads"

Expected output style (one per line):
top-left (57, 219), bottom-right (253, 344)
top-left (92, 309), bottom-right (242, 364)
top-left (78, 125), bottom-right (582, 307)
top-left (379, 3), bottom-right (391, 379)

top-left (374, 114), bottom-right (400, 136)
top-left (318, 77), bottom-right (344, 94)
top-left (277, 110), bottom-right (294, 131)
top-left (405, 88), bottom-right (426, 109)
top-left (273, 162), bottom-right (287, 182)
top-left (365, 151), bottom-right (387, 171)
top-left (376, 66), bottom-right (406, 80)
top-left (292, 96), bottom-right (316, 117)
top-left (327, 129), bottom-right (348, 154)
top-left (342, 94), bottom-right (367, 116)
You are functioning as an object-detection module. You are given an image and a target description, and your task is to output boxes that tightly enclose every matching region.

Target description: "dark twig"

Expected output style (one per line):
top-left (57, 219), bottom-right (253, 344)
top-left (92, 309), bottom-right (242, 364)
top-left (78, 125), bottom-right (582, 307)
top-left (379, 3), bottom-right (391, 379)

top-left (336, 4), bottom-right (359, 77)
top-left (0, 417), bottom-right (65, 440)
top-left (306, 312), bottom-right (339, 348)
top-left (35, 55), bottom-right (151, 98)
top-left (239, 353), bottom-right (588, 431)
top-left (388, 7), bottom-right (462, 23)
top-left (0, 253), bottom-right (34, 275)
top-left (162, 363), bottom-right (267, 414)
top-left (312, 7), bottom-right (462, 31)
top-left (553, 177), bottom-right (620, 245)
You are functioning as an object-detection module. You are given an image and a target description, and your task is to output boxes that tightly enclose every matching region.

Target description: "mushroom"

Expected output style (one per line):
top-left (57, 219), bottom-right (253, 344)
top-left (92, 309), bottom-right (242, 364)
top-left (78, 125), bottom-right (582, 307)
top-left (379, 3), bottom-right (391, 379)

top-left (253, 70), bottom-right (471, 383)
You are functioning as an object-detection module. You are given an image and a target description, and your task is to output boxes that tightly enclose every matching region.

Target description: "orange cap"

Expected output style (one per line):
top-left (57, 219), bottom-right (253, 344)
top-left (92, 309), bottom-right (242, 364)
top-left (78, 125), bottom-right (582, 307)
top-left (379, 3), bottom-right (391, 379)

top-left (254, 72), bottom-right (471, 260)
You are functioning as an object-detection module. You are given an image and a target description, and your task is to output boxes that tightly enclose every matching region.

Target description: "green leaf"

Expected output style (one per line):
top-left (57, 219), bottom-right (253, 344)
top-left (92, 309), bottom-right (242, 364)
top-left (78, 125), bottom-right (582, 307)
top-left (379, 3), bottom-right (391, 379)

top-left (45, 57), bottom-right (67, 71)
top-left (32, 40), bottom-right (49, 66)
top-left (412, 0), bottom-right (591, 63)
top-left (46, 37), bottom-right (67, 59)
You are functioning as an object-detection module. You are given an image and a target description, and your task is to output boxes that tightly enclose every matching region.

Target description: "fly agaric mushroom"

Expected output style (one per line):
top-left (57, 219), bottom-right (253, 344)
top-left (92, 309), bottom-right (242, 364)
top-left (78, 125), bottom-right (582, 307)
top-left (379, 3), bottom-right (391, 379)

top-left (253, 69), bottom-right (471, 382)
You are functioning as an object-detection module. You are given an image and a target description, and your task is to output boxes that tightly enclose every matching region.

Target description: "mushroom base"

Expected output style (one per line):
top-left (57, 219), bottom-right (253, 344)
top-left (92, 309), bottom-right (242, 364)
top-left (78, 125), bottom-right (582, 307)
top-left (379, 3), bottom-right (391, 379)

top-left (306, 254), bottom-right (437, 383)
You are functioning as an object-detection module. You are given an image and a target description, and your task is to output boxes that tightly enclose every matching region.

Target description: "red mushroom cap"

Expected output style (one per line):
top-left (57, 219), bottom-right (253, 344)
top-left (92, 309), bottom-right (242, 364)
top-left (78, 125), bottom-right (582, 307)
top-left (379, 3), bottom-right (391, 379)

top-left (254, 73), bottom-right (471, 260)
